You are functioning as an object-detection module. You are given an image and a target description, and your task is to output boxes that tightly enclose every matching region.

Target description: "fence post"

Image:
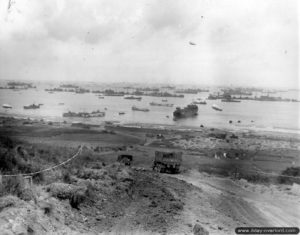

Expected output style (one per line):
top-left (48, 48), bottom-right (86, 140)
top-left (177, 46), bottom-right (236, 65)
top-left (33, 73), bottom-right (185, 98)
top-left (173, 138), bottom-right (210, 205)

top-left (234, 168), bottom-right (238, 180)
top-left (24, 176), bottom-right (33, 188)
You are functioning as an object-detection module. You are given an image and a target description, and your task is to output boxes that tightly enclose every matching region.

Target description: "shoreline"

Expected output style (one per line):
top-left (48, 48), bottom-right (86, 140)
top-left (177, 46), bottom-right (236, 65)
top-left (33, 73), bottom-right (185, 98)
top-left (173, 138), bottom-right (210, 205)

top-left (1, 112), bottom-right (300, 138)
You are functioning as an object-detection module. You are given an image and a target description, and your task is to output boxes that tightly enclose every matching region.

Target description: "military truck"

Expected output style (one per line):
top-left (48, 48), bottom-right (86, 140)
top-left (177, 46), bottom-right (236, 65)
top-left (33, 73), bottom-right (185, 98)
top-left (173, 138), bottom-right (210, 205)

top-left (152, 151), bottom-right (182, 173)
top-left (117, 154), bottom-right (133, 166)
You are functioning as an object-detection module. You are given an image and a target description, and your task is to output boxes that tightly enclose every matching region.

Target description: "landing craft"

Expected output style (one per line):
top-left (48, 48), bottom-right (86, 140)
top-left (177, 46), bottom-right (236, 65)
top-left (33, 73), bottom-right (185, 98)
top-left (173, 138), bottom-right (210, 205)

top-left (189, 41), bottom-right (196, 46)
top-left (2, 104), bottom-right (12, 109)
top-left (212, 104), bottom-right (222, 111)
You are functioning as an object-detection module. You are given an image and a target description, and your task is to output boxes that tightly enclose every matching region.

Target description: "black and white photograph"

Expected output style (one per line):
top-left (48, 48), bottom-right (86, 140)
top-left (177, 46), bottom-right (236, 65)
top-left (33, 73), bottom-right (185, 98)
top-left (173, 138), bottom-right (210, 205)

top-left (0, 0), bottom-right (299, 234)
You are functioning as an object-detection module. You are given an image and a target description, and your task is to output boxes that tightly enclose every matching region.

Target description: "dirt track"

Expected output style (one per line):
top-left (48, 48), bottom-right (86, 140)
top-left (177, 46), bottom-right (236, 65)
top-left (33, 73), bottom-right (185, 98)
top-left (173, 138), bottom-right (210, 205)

top-left (169, 170), bottom-right (300, 234)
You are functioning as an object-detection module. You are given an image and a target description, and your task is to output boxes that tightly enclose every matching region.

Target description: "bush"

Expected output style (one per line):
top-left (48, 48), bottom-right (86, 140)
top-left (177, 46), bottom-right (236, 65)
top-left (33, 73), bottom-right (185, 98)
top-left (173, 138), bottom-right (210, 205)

top-left (70, 191), bottom-right (85, 209)
top-left (1, 176), bottom-right (25, 197)
top-left (85, 181), bottom-right (97, 202)
top-left (76, 168), bottom-right (106, 180)
top-left (0, 149), bottom-right (18, 173)
top-left (0, 176), bottom-right (35, 201)
top-left (32, 171), bottom-right (44, 184)
top-left (0, 136), bottom-right (14, 149)
top-left (0, 195), bottom-right (22, 212)
top-left (239, 173), bottom-right (270, 184)
top-left (62, 170), bottom-right (72, 184)
top-left (91, 162), bottom-right (103, 169)
top-left (278, 167), bottom-right (300, 185)
top-left (47, 182), bottom-right (86, 200)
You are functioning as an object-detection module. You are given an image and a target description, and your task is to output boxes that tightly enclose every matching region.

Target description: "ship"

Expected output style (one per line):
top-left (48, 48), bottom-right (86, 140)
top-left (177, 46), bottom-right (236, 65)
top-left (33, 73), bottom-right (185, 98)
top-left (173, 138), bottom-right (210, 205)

top-left (175, 88), bottom-right (209, 94)
top-left (2, 104), bottom-right (12, 109)
top-left (212, 104), bottom-right (222, 111)
top-left (63, 110), bottom-right (105, 118)
top-left (90, 110), bottom-right (106, 117)
top-left (23, 104), bottom-right (41, 109)
top-left (132, 106), bottom-right (149, 112)
top-left (103, 89), bottom-right (125, 96)
top-left (119, 112), bottom-right (125, 115)
top-left (207, 94), bottom-right (219, 100)
top-left (149, 102), bottom-right (173, 107)
top-left (173, 104), bottom-right (198, 119)
top-left (221, 94), bottom-right (241, 103)
top-left (124, 95), bottom-right (142, 101)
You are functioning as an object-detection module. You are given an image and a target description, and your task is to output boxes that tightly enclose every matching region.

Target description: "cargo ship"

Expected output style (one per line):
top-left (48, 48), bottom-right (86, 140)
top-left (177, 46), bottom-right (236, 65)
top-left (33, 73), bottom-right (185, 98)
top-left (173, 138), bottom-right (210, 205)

top-left (173, 104), bottom-right (198, 119)
top-left (124, 95), bottom-right (142, 100)
top-left (23, 104), bottom-right (41, 109)
top-left (221, 94), bottom-right (241, 103)
top-left (132, 106), bottom-right (149, 112)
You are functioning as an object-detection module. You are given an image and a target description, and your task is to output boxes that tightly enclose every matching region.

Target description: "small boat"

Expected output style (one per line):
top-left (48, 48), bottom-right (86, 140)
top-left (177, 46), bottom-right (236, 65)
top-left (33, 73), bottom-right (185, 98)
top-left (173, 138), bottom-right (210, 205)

top-left (24, 104), bottom-right (41, 109)
top-left (58, 103), bottom-right (64, 105)
top-left (212, 104), bottom-right (222, 111)
top-left (132, 106), bottom-right (149, 112)
top-left (2, 104), bottom-right (12, 109)
top-left (192, 100), bottom-right (207, 105)
top-left (124, 95), bottom-right (142, 100)
top-left (98, 96), bottom-right (105, 99)
top-left (221, 99), bottom-right (241, 103)
top-left (119, 112), bottom-right (125, 115)
top-left (149, 102), bottom-right (173, 107)
top-left (162, 99), bottom-right (168, 102)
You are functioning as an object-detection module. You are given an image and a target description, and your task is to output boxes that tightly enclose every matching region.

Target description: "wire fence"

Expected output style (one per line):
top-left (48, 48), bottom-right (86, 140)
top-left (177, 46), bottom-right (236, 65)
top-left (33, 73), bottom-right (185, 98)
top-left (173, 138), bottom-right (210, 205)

top-left (1, 145), bottom-right (83, 177)
top-left (1, 145), bottom-right (120, 178)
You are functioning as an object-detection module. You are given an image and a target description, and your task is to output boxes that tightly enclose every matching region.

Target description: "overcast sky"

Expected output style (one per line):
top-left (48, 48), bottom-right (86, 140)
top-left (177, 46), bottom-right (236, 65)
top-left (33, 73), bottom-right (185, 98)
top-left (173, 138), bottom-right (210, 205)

top-left (0, 0), bottom-right (298, 88)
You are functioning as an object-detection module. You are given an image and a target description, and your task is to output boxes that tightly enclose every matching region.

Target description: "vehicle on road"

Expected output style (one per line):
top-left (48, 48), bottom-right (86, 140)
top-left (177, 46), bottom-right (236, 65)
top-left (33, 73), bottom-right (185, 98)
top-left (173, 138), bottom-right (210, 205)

top-left (152, 151), bottom-right (182, 174)
top-left (117, 154), bottom-right (133, 166)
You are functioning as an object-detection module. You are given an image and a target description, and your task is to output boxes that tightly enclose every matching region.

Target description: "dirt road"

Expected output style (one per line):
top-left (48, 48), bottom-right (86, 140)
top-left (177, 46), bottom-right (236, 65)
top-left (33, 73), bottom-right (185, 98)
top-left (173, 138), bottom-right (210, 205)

top-left (168, 170), bottom-right (300, 234)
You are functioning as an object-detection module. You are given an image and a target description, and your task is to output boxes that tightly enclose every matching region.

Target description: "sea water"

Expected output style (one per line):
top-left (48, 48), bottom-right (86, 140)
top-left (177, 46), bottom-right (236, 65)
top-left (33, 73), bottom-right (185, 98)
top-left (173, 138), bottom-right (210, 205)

top-left (0, 87), bottom-right (299, 133)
